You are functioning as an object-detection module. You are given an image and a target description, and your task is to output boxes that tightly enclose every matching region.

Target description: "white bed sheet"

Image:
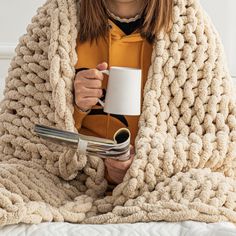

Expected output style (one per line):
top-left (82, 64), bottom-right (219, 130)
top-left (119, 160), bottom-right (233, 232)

top-left (1, 221), bottom-right (236, 236)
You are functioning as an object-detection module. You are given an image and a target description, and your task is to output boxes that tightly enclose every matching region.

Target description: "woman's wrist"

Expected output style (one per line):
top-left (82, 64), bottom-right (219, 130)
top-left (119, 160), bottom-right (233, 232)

top-left (73, 93), bottom-right (91, 113)
top-left (74, 100), bottom-right (91, 113)
top-left (76, 105), bottom-right (91, 113)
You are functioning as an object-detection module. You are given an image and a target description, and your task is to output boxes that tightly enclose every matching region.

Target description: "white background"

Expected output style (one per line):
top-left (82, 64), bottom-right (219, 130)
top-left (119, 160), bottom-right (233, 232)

top-left (0, 0), bottom-right (45, 100)
top-left (200, 0), bottom-right (236, 77)
top-left (0, 0), bottom-right (236, 100)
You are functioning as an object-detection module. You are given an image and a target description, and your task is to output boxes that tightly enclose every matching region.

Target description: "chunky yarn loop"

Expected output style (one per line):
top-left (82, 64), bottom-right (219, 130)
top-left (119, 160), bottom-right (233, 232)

top-left (1, 0), bottom-right (236, 226)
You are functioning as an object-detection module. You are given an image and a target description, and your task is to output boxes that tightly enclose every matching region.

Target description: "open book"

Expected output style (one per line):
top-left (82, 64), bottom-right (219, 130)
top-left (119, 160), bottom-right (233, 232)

top-left (34, 124), bottom-right (131, 161)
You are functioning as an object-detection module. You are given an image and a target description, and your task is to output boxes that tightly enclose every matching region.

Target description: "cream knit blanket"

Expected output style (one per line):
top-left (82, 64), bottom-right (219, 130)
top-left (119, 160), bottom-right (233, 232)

top-left (1, 0), bottom-right (236, 226)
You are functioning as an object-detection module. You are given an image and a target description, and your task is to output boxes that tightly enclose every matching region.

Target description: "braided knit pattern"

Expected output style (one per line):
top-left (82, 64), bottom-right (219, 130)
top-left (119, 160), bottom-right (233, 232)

top-left (1, 0), bottom-right (236, 226)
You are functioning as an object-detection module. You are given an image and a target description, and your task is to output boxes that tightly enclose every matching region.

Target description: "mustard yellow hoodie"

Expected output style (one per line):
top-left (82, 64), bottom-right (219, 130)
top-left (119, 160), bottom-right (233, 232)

top-left (73, 19), bottom-right (153, 146)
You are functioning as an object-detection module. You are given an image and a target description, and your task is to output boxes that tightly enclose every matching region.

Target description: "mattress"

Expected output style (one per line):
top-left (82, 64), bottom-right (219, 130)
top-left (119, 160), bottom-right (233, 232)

top-left (1, 221), bottom-right (236, 236)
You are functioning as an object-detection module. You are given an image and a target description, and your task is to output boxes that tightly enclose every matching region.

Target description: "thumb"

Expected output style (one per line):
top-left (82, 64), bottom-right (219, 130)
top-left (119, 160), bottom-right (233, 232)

top-left (96, 62), bottom-right (108, 71)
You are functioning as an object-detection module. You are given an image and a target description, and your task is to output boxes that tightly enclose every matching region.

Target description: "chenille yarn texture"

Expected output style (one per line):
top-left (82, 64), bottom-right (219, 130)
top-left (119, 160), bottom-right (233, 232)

top-left (1, 0), bottom-right (236, 226)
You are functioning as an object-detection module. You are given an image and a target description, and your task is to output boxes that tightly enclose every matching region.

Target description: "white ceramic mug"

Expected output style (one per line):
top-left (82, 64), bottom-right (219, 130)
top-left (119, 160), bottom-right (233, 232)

top-left (99, 66), bottom-right (142, 116)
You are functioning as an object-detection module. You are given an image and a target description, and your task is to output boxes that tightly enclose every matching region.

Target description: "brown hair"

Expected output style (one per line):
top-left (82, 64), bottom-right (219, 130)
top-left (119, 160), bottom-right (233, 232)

top-left (79, 0), bottom-right (174, 43)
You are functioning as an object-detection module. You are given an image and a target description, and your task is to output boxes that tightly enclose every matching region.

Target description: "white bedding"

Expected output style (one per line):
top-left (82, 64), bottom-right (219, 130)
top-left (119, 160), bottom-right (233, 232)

top-left (1, 221), bottom-right (236, 236)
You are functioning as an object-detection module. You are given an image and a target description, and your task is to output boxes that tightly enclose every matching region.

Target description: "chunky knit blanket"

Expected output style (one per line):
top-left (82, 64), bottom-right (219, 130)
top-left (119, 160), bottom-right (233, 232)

top-left (1, 0), bottom-right (236, 227)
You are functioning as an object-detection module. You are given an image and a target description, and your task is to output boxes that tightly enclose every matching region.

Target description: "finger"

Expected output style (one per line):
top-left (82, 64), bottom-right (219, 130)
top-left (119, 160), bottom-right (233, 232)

top-left (76, 87), bottom-right (103, 98)
top-left (106, 171), bottom-right (124, 184)
top-left (78, 77), bottom-right (102, 89)
top-left (77, 69), bottom-right (104, 81)
top-left (105, 167), bottom-right (127, 182)
top-left (106, 165), bottom-right (126, 174)
top-left (96, 62), bottom-right (108, 71)
top-left (105, 154), bottom-right (134, 165)
top-left (105, 157), bottom-right (133, 170)
top-left (105, 167), bottom-right (127, 183)
top-left (82, 88), bottom-right (103, 98)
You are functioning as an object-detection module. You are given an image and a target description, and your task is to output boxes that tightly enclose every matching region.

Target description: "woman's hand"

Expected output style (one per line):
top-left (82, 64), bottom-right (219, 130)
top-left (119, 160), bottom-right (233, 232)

top-left (74, 62), bottom-right (108, 112)
top-left (104, 145), bottom-right (135, 185)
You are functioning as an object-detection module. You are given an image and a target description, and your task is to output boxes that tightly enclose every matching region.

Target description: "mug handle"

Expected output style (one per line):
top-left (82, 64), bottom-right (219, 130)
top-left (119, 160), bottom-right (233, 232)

top-left (98, 70), bottom-right (110, 107)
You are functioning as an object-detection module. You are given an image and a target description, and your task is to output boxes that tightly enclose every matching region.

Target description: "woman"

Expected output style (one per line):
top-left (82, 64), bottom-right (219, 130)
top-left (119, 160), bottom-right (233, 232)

top-left (73, 0), bottom-right (173, 185)
top-left (1, 0), bottom-right (235, 226)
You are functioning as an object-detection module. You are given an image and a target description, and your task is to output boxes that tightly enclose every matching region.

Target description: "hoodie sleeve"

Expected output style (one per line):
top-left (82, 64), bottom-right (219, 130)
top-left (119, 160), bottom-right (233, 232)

top-left (73, 104), bottom-right (91, 131)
